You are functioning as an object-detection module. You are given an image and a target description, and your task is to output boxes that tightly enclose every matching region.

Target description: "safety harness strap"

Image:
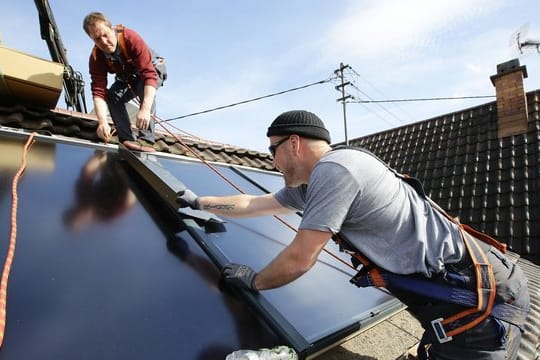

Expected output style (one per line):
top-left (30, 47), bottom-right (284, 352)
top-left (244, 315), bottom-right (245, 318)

top-left (338, 230), bottom-right (516, 343)
top-left (331, 146), bottom-right (506, 343)
top-left (349, 262), bottom-right (527, 326)
top-left (114, 24), bottom-right (132, 65)
top-left (432, 229), bottom-right (496, 342)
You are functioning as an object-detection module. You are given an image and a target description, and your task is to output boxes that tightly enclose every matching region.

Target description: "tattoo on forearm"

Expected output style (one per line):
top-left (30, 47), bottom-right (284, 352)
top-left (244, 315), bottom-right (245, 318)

top-left (203, 204), bottom-right (235, 211)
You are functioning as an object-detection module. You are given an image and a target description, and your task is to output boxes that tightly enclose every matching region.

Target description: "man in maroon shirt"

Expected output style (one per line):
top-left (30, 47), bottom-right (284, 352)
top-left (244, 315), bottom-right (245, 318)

top-left (83, 12), bottom-right (166, 152)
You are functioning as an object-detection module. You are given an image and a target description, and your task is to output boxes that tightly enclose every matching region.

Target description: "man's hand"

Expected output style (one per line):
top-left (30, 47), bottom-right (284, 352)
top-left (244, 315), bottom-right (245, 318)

top-left (177, 189), bottom-right (200, 209)
top-left (136, 109), bottom-right (152, 130)
top-left (96, 122), bottom-right (112, 142)
top-left (222, 263), bottom-right (258, 291)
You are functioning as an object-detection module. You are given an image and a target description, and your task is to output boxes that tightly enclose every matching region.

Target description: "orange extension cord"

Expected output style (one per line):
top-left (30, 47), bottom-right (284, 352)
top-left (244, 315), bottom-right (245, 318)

top-left (0, 133), bottom-right (36, 348)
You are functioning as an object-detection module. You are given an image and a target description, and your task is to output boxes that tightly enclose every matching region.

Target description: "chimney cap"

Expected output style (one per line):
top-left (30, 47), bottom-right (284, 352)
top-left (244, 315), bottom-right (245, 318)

top-left (490, 58), bottom-right (528, 85)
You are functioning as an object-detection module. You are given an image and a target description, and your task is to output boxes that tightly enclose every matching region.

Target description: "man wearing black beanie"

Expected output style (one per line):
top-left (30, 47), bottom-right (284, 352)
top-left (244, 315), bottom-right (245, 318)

top-left (266, 110), bottom-right (331, 144)
top-left (178, 110), bottom-right (530, 360)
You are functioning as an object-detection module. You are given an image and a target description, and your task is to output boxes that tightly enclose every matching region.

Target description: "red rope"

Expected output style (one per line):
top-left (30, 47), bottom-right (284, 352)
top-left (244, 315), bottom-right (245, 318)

top-left (0, 132), bottom-right (36, 347)
top-left (150, 112), bottom-right (355, 270)
top-left (129, 93), bottom-right (354, 271)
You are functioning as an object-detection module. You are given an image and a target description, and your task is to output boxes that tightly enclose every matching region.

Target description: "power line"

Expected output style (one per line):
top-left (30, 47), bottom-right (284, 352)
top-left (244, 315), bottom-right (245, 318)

top-left (335, 65), bottom-right (406, 129)
top-left (161, 76), bottom-right (337, 122)
top-left (347, 81), bottom-right (406, 126)
top-left (159, 64), bottom-right (497, 126)
top-left (350, 95), bottom-right (399, 128)
top-left (345, 67), bottom-right (416, 123)
top-left (350, 95), bottom-right (495, 103)
top-left (342, 66), bottom-right (497, 127)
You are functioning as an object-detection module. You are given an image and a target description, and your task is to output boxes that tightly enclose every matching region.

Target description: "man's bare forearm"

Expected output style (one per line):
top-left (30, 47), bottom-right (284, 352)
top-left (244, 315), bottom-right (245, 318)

top-left (198, 193), bottom-right (288, 218)
top-left (93, 96), bottom-right (109, 125)
top-left (198, 195), bottom-right (252, 217)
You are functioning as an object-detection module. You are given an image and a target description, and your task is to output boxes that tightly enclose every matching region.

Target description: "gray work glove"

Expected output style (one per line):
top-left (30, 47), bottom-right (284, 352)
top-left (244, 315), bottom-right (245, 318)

top-left (176, 189), bottom-right (200, 209)
top-left (222, 263), bottom-right (258, 291)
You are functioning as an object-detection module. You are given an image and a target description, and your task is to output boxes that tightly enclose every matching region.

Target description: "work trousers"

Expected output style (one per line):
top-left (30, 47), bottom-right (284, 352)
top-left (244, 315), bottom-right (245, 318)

top-left (106, 76), bottom-right (156, 144)
top-left (393, 235), bottom-right (531, 360)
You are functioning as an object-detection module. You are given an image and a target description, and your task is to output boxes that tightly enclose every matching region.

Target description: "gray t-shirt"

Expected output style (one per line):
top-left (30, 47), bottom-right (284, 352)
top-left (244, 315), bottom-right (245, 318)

top-left (274, 148), bottom-right (464, 277)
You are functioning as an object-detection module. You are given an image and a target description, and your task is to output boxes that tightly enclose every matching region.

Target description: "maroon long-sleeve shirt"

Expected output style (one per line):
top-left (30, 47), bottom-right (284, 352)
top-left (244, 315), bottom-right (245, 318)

top-left (89, 26), bottom-right (158, 100)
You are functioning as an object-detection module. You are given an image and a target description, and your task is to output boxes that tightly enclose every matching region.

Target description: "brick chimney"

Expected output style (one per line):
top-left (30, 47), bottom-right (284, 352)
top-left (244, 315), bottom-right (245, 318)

top-left (490, 59), bottom-right (529, 138)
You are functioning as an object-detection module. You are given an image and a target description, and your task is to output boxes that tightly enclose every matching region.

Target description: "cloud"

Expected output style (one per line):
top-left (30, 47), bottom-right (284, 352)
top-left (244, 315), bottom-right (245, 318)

top-left (318, 0), bottom-right (503, 63)
top-left (5, 0), bottom-right (538, 153)
top-left (164, 0), bottom-right (513, 148)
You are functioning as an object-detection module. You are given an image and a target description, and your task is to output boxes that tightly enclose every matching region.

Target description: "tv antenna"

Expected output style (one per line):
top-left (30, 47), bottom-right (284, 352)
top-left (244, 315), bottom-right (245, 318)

top-left (510, 23), bottom-right (540, 56)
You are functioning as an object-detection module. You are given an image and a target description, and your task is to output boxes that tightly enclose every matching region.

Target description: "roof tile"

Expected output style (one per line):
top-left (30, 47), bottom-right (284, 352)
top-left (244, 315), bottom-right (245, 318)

top-left (344, 90), bottom-right (540, 264)
top-left (0, 104), bottom-right (276, 172)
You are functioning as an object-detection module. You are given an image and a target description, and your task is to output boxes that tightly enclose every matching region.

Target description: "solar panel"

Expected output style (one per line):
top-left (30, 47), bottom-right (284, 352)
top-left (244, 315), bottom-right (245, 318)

top-left (122, 148), bottom-right (403, 357)
top-left (0, 134), bottom-right (402, 359)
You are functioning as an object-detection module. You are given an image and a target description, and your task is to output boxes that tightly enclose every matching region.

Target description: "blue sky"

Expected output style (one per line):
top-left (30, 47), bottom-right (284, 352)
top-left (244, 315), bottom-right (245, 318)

top-left (2, 1), bottom-right (539, 152)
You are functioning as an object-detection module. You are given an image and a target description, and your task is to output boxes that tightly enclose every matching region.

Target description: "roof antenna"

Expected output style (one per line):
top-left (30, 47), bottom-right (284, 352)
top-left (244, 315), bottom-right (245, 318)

top-left (510, 23), bottom-right (540, 57)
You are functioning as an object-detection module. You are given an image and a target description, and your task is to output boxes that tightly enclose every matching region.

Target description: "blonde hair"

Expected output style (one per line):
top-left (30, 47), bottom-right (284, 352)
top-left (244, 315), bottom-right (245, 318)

top-left (83, 12), bottom-right (112, 35)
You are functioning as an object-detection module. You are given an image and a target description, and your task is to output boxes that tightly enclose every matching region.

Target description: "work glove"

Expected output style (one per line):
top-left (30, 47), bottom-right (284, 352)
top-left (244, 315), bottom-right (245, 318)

top-left (222, 263), bottom-right (258, 291)
top-left (176, 189), bottom-right (200, 209)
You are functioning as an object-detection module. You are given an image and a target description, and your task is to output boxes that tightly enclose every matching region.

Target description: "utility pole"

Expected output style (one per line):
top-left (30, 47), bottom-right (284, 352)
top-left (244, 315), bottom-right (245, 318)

top-left (334, 63), bottom-right (352, 145)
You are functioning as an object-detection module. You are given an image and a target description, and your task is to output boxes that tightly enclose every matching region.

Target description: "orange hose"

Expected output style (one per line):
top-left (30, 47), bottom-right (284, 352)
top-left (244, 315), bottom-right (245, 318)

top-left (0, 133), bottom-right (36, 347)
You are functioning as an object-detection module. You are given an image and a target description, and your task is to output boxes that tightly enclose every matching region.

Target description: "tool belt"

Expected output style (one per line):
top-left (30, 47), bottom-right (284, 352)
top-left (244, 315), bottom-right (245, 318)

top-left (335, 229), bottom-right (527, 344)
top-left (331, 146), bottom-right (528, 343)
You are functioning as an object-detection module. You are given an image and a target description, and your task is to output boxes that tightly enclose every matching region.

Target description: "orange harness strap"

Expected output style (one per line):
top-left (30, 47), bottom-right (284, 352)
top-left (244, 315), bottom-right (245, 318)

top-left (114, 24), bottom-right (132, 65)
top-left (435, 226), bottom-right (496, 341)
top-left (426, 198), bottom-right (498, 341)
top-left (332, 218), bottom-right (499, 343)
top-left (328, 145), bottom-right (503, 342)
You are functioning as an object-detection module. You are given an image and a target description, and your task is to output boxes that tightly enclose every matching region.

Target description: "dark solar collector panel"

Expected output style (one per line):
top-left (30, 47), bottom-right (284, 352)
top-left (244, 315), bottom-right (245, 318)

top-left (0, 133), bottom-right (402, 359)
top-left (121, 148), bottom-right (403, 358)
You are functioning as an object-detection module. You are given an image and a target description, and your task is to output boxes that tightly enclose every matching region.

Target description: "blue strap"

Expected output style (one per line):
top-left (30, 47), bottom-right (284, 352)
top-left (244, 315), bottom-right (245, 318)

top-left (350, 269), bottom-right (528, 328)
top-left (351, 270), bottom-right (478, 306)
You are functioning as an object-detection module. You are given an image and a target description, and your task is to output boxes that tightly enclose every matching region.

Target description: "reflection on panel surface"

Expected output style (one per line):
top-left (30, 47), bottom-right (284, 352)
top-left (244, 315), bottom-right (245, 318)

top-left (0, 137), bottom-right (277, 360)
top-left (155, 157), bottom-right (401, 350)
top-left (0, 134), bottom-right (402, 359)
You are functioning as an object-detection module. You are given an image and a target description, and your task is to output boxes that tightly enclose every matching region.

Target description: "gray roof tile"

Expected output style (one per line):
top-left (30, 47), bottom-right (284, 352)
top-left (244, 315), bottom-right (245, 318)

top-left (0, 104), bottom-right (276, 172)
top-left (344, 90), bottom-right (540, 264)
top-left (1, 88), bottom-right (539, 358)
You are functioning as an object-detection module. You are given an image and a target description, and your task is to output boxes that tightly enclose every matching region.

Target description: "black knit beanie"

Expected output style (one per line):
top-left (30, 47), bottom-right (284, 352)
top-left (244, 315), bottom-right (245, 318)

top-left (266, 110), bottom-right (331, 144)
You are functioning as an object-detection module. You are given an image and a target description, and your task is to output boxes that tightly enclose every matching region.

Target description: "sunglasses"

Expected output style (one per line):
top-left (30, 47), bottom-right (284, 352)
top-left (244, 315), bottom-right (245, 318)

top-left (268, 136), bottom-right (291, 157)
